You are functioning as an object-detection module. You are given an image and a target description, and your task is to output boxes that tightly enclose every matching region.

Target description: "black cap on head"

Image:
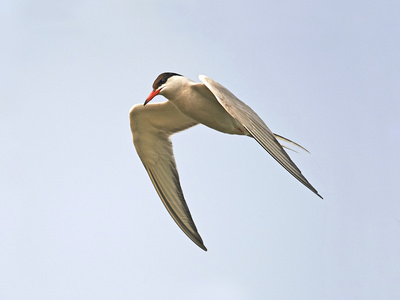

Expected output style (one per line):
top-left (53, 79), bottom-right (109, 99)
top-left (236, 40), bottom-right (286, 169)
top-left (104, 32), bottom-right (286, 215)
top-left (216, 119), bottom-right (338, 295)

top-left (152, 72), bottom-right (182, 90)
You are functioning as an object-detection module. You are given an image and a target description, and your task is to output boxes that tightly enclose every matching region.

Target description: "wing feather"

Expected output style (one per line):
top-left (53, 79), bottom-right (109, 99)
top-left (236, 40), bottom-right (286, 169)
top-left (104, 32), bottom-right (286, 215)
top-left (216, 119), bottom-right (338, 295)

top-left (129, 101), bottom-right (207, 250)
top-left (199, 75), bottom-right (322, 199)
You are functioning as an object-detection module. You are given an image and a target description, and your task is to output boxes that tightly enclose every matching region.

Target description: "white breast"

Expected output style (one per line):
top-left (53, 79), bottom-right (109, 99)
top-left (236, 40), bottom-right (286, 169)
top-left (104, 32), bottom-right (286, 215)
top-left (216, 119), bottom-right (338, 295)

top-left (161, 77), bottom-right (248, 135)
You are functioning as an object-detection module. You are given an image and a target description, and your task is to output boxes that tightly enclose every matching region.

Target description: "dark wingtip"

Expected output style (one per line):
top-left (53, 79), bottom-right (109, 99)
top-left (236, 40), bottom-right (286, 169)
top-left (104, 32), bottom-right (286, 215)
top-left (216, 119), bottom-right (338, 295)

top-left (193, 237), bottom-right (207, 251)
top-left (200, 244), bottom-right (208, 251)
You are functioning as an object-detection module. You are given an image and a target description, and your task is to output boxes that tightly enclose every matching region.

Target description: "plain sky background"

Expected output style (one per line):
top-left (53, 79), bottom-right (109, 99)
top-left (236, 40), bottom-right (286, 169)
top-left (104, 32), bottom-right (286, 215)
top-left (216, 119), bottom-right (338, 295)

top-left (1, 0), bottom-right (400, 299)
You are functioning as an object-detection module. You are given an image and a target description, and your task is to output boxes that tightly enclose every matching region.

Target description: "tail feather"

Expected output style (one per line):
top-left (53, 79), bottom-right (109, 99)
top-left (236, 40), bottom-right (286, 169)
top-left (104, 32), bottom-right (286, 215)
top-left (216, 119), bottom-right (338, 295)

top-left (274, 134), bottom-right (310, 154)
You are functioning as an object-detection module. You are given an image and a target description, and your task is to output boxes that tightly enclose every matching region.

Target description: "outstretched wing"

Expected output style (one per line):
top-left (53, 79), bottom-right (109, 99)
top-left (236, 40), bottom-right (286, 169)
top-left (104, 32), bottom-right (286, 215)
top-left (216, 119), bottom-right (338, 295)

top-left (129, 101), bottom-right (207, 250)
top-left (199, 75), bottom-right (322, 199)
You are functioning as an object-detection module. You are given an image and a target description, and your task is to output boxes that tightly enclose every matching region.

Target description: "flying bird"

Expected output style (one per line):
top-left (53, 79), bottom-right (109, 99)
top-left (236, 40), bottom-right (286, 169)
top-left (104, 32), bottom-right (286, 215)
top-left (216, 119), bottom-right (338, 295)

top-left (129, 73), bottom-right (322, 251)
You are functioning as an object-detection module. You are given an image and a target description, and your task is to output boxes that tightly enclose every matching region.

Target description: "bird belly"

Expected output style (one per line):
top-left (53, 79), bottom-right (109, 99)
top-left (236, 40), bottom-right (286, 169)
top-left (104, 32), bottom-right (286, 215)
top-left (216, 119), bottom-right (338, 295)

top-left (171, 91), bottom-right (248, 136)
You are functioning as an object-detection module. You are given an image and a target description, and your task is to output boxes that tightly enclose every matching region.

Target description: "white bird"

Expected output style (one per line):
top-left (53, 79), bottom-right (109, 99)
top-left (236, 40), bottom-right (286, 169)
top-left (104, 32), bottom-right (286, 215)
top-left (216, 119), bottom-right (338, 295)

top-left (129, 73), bottom-right (322, 251)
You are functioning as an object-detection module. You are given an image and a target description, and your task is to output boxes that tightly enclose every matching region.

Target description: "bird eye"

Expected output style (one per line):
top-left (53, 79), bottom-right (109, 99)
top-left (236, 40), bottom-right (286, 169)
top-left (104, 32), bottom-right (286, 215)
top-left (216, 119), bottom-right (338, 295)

top-left (159, 78), bottom-right (167, 85)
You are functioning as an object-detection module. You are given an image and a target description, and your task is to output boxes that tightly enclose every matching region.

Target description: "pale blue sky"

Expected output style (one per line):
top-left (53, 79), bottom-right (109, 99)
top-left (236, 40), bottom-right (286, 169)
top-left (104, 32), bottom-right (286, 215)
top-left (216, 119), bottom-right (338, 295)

top-left (1, 0), bottom-right (400, 299)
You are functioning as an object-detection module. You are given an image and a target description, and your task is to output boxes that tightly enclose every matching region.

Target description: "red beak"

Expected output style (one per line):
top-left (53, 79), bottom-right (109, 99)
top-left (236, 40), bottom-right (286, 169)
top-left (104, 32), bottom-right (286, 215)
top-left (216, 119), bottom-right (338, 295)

top-left (144, 89), bottom-right (161, 106)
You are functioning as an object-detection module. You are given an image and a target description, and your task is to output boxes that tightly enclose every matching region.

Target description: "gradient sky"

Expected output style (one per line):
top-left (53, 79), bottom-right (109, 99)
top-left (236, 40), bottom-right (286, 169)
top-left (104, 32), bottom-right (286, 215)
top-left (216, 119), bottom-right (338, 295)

top-left (2, 1), bottom-right (400, 299)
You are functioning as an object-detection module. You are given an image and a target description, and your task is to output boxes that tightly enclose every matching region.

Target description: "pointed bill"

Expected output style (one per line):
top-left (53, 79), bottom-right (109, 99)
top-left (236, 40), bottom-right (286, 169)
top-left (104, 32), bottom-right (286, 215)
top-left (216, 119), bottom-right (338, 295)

top-left (144, 89), bottom-right (161, 105)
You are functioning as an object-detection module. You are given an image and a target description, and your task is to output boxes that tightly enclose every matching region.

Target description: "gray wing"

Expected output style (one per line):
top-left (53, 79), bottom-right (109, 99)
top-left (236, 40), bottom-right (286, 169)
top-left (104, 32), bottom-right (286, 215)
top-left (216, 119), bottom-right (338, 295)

top-left (199, 75), bottom-right (322, 199)
top-left (129, 101), bottom-right (207, 250)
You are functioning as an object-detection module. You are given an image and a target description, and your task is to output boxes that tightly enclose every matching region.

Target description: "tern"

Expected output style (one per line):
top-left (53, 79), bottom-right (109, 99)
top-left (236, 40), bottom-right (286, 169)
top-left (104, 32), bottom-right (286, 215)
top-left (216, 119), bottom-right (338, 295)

top-left (129, 72), bottom-right (322, 251)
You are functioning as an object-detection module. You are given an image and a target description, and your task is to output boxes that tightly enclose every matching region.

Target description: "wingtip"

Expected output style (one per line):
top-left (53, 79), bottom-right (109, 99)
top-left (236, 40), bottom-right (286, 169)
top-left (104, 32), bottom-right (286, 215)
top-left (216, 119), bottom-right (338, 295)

top-left (194, 238), bottom-right (207, 251)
